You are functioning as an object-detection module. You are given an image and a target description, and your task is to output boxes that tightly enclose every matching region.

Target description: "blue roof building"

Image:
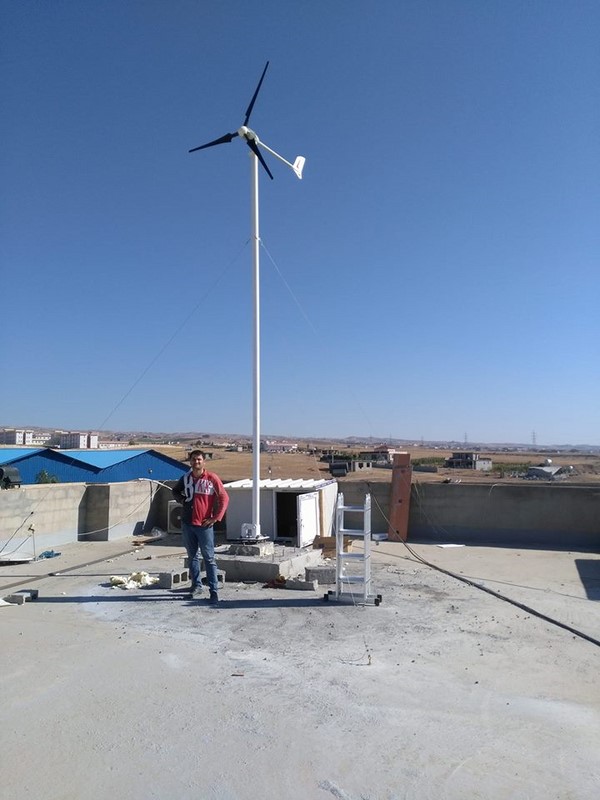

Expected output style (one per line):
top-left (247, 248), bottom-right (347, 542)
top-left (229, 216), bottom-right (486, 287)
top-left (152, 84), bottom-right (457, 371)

top-left (0, 448), bottom-right (187, 485)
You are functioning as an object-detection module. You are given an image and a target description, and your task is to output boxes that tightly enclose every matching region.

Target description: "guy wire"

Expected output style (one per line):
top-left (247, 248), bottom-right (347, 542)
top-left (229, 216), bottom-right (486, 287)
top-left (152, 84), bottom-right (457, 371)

top-left (96, 241), bottom-right (248, 432)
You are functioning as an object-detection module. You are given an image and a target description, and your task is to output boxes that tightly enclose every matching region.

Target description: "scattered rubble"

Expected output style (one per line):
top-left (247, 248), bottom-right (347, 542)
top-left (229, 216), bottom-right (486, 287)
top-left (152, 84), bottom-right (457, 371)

top-left (109, 572), bottom-right (160, 589)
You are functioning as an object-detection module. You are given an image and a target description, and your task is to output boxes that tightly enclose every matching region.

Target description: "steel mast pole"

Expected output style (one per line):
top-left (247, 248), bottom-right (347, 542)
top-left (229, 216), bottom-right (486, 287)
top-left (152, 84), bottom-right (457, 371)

top-left (251, 149), bottom-right (261, 537)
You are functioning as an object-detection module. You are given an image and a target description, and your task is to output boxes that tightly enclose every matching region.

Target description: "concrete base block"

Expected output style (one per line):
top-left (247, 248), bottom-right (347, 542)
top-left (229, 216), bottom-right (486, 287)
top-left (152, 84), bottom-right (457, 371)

top-left (280, 549), bottom-right (323, 578)
top-left (282, 578), bottom-right (319, 591)
top-left (181, 547), bottom-right (325, 584)
top-left (227, 542), bottom-right (275, 556)
top-left (305, 565), bottom-right (336, 584)
top-left (156, 570), bottom-right (189, 589)
top-left (221, 558), bottom-right (282, 582)
top-left (212, 548), bottom-right (323, 583)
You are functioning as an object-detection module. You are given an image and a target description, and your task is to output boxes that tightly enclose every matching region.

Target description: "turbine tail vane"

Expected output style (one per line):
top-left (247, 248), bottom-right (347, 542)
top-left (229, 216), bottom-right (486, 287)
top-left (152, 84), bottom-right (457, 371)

top-left (293, 156), bottom-right (306, 180)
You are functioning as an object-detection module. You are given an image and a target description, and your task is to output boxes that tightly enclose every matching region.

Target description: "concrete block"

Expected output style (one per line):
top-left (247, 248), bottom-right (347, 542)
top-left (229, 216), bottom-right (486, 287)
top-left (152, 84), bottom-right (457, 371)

top-left (180, 561), bottom-right (226, 586)
top-left (3, 594), bottom-right (26, 605)
top-left (200, 570), bottom-right (226, 587)
top-left (226, 542), bottom-right (275, 556)
top-left (217, 557), bottom-right (281, 583)
top-left (305, 565), bottom-right (336, 584)
top-left (282, 578), bottom-right (319, 591)
top-left (214, 549), bottom-right (323, 583)
top-left (183, 559), bottom-right (227, 585)
top-left (156, 570), bottom-right (189, 589)
top-left (280, 549), bottom-right (323, 579)
top-left (10, 589), bottom-right (39, 601)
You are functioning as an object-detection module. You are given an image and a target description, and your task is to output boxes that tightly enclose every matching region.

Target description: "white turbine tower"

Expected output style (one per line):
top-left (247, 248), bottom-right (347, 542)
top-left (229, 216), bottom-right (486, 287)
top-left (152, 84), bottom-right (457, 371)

top-left (189, 61), bottom-right (305, 541)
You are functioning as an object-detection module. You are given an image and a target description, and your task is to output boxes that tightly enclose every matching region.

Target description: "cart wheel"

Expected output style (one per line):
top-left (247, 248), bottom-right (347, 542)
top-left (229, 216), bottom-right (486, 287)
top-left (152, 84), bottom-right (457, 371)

top-left (377, 594), bottom-right (382, 603)
top-left (374, 597), bottom-right (381, 606)
top-left (323, 593), bottom-right (329, 601)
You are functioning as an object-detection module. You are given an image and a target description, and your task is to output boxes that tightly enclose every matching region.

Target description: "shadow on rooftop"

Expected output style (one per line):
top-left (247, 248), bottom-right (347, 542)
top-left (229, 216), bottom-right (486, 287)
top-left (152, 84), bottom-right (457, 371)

top-left (574, 559), bottom-right (600, 600)
top-left (37, 593), bottom-right (332, 609)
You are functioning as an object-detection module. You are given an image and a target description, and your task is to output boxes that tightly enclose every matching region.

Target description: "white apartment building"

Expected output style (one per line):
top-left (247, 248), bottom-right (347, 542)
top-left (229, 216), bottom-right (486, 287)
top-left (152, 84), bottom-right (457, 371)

top-left (0, 428), bottom-right (34, 445)
top-left (59, 432), bottom-right (99, 449)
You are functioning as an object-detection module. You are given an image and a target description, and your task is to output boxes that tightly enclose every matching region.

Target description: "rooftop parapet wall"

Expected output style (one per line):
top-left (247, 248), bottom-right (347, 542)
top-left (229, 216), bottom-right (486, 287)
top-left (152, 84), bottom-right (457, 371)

top-left (0, 481), bottom-right (167, 557)
top-left (408, 482), bottom-right (600, 547)
top-left (334, 481), bottom-right (391, 535)
top-left (82, 481), bottom-right (158, 541)
top-left (1, 480), bottom-right (599, 555)
top-left (0, 483), bottom-right (87, 557)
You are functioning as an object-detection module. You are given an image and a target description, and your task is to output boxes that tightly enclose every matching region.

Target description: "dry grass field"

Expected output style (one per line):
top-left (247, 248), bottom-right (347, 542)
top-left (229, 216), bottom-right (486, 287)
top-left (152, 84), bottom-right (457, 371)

top-left (153, 444), bottom-right (600, 485)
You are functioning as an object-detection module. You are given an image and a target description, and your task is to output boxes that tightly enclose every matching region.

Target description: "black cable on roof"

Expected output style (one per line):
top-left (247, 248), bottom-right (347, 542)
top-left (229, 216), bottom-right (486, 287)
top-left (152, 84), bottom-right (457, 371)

top-left (367, 481), bottom-right (600, 650)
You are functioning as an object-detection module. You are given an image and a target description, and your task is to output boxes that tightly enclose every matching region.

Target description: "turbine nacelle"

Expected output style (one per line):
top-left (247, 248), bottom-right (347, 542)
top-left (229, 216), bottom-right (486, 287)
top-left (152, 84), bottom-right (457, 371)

top-left (238, 125), bottom-right (257, 142)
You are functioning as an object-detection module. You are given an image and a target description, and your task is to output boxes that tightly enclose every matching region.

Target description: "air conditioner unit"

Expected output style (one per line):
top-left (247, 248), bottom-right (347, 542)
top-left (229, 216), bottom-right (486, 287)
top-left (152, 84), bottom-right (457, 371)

top-left (167, 500), bottom-right (183, 534)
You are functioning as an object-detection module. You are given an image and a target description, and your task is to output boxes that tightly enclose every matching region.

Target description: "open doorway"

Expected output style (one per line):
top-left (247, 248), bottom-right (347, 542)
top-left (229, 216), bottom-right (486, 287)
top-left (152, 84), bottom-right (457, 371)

top-left (275, 491), bottom-right (298, 541)
top-left (275, 490), bottom-right (321, 547)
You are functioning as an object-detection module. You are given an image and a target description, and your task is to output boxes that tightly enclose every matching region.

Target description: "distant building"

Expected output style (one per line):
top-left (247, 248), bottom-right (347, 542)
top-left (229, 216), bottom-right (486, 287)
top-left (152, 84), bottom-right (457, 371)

top-left (445, 452), bottom-right (492, 471)
top-left (0, 428), bottom-right (54, 446)
top-left (523, 464), bottom-right (572, 481)
top-left (349, 458), bottom-right (374, 472)
top-left (59, 432), bottom-right (99, 449)
top-left (32, 432), bottom-right (53, 446)
top-left (329, 461), bottom-right (349, 477)
top-left (262, 440), bottom-right (298, 453)
top-left (357, 447), bottom-right (399, 464)
top-left (0, 448), bottom-right (187, 484)
top-left (329, 457), bottom-right (374, 476)
top-left (0, 429), bottom-right (33, 445)
top-left (370, 446), bottom-right (398, 464)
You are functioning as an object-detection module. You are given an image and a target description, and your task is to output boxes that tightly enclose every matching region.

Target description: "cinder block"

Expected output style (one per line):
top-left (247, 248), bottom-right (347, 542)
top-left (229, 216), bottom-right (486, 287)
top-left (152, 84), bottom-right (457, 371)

top-left (305, 566), bottom-right (336, 584)
top-left (156, 570), bottom-right (189, 589)
top-left (282, 578), bottom-right (318, 591)
top-left (11, 589), bottom-right (39, 601)
top-left (3, 594), bottom-right (26, 605)
top-left (183, 558), bottom-right (227, 585)
top-left (200, 570), bottom-right (226, 587)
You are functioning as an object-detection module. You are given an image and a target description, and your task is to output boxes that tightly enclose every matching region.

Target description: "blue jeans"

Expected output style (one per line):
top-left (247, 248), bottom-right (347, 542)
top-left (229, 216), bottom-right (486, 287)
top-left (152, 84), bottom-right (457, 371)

top-left (182, 522), bottom-right (219, 594)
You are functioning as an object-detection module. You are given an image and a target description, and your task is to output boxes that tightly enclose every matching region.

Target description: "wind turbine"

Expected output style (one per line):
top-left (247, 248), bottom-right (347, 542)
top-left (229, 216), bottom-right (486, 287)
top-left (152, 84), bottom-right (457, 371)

top-left (189, 61), bottom-right (305, 541)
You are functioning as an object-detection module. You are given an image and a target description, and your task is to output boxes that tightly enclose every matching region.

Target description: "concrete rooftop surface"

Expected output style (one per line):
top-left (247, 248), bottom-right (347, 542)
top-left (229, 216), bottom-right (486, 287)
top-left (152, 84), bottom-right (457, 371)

top-left (1, 536), bottom-right (599, 800)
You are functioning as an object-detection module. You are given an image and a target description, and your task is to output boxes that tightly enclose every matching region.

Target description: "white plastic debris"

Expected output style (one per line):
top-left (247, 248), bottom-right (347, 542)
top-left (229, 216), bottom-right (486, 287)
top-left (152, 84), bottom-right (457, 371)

top-left (109, 571), bottom-right (159, 590)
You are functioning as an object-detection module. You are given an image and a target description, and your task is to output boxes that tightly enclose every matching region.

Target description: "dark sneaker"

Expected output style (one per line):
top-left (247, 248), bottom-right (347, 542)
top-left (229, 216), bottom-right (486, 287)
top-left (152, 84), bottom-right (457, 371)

top-left (208, 591), bottom-right (219, 604)
top-left (190, 585), bottom-right (203, 599)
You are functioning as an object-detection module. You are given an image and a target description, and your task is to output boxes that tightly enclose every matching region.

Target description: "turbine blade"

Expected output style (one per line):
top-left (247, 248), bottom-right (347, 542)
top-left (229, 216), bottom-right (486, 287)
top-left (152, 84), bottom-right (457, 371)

top-left (188, 132), bottom-right (238, 153)
top-left (243, 61), bottom-right (269, 126)
top-left (246, 138), bottom-right (274, 180)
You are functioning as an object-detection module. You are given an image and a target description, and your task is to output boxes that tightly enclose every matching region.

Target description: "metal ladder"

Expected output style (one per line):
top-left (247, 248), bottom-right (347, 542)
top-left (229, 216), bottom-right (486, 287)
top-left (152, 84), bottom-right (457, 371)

top-left (324, 492), bottom-right (382, 606)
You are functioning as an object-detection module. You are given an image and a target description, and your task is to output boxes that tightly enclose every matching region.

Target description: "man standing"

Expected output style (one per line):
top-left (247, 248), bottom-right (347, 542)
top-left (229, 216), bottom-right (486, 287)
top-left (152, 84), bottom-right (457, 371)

top-left (172, 450), bottom-right (229, 603)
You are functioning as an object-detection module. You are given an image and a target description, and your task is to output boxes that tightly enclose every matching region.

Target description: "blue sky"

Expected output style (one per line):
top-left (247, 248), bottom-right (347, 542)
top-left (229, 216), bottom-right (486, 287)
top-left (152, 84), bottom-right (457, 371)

top-left (2, 1), bottom-right (598, 445)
